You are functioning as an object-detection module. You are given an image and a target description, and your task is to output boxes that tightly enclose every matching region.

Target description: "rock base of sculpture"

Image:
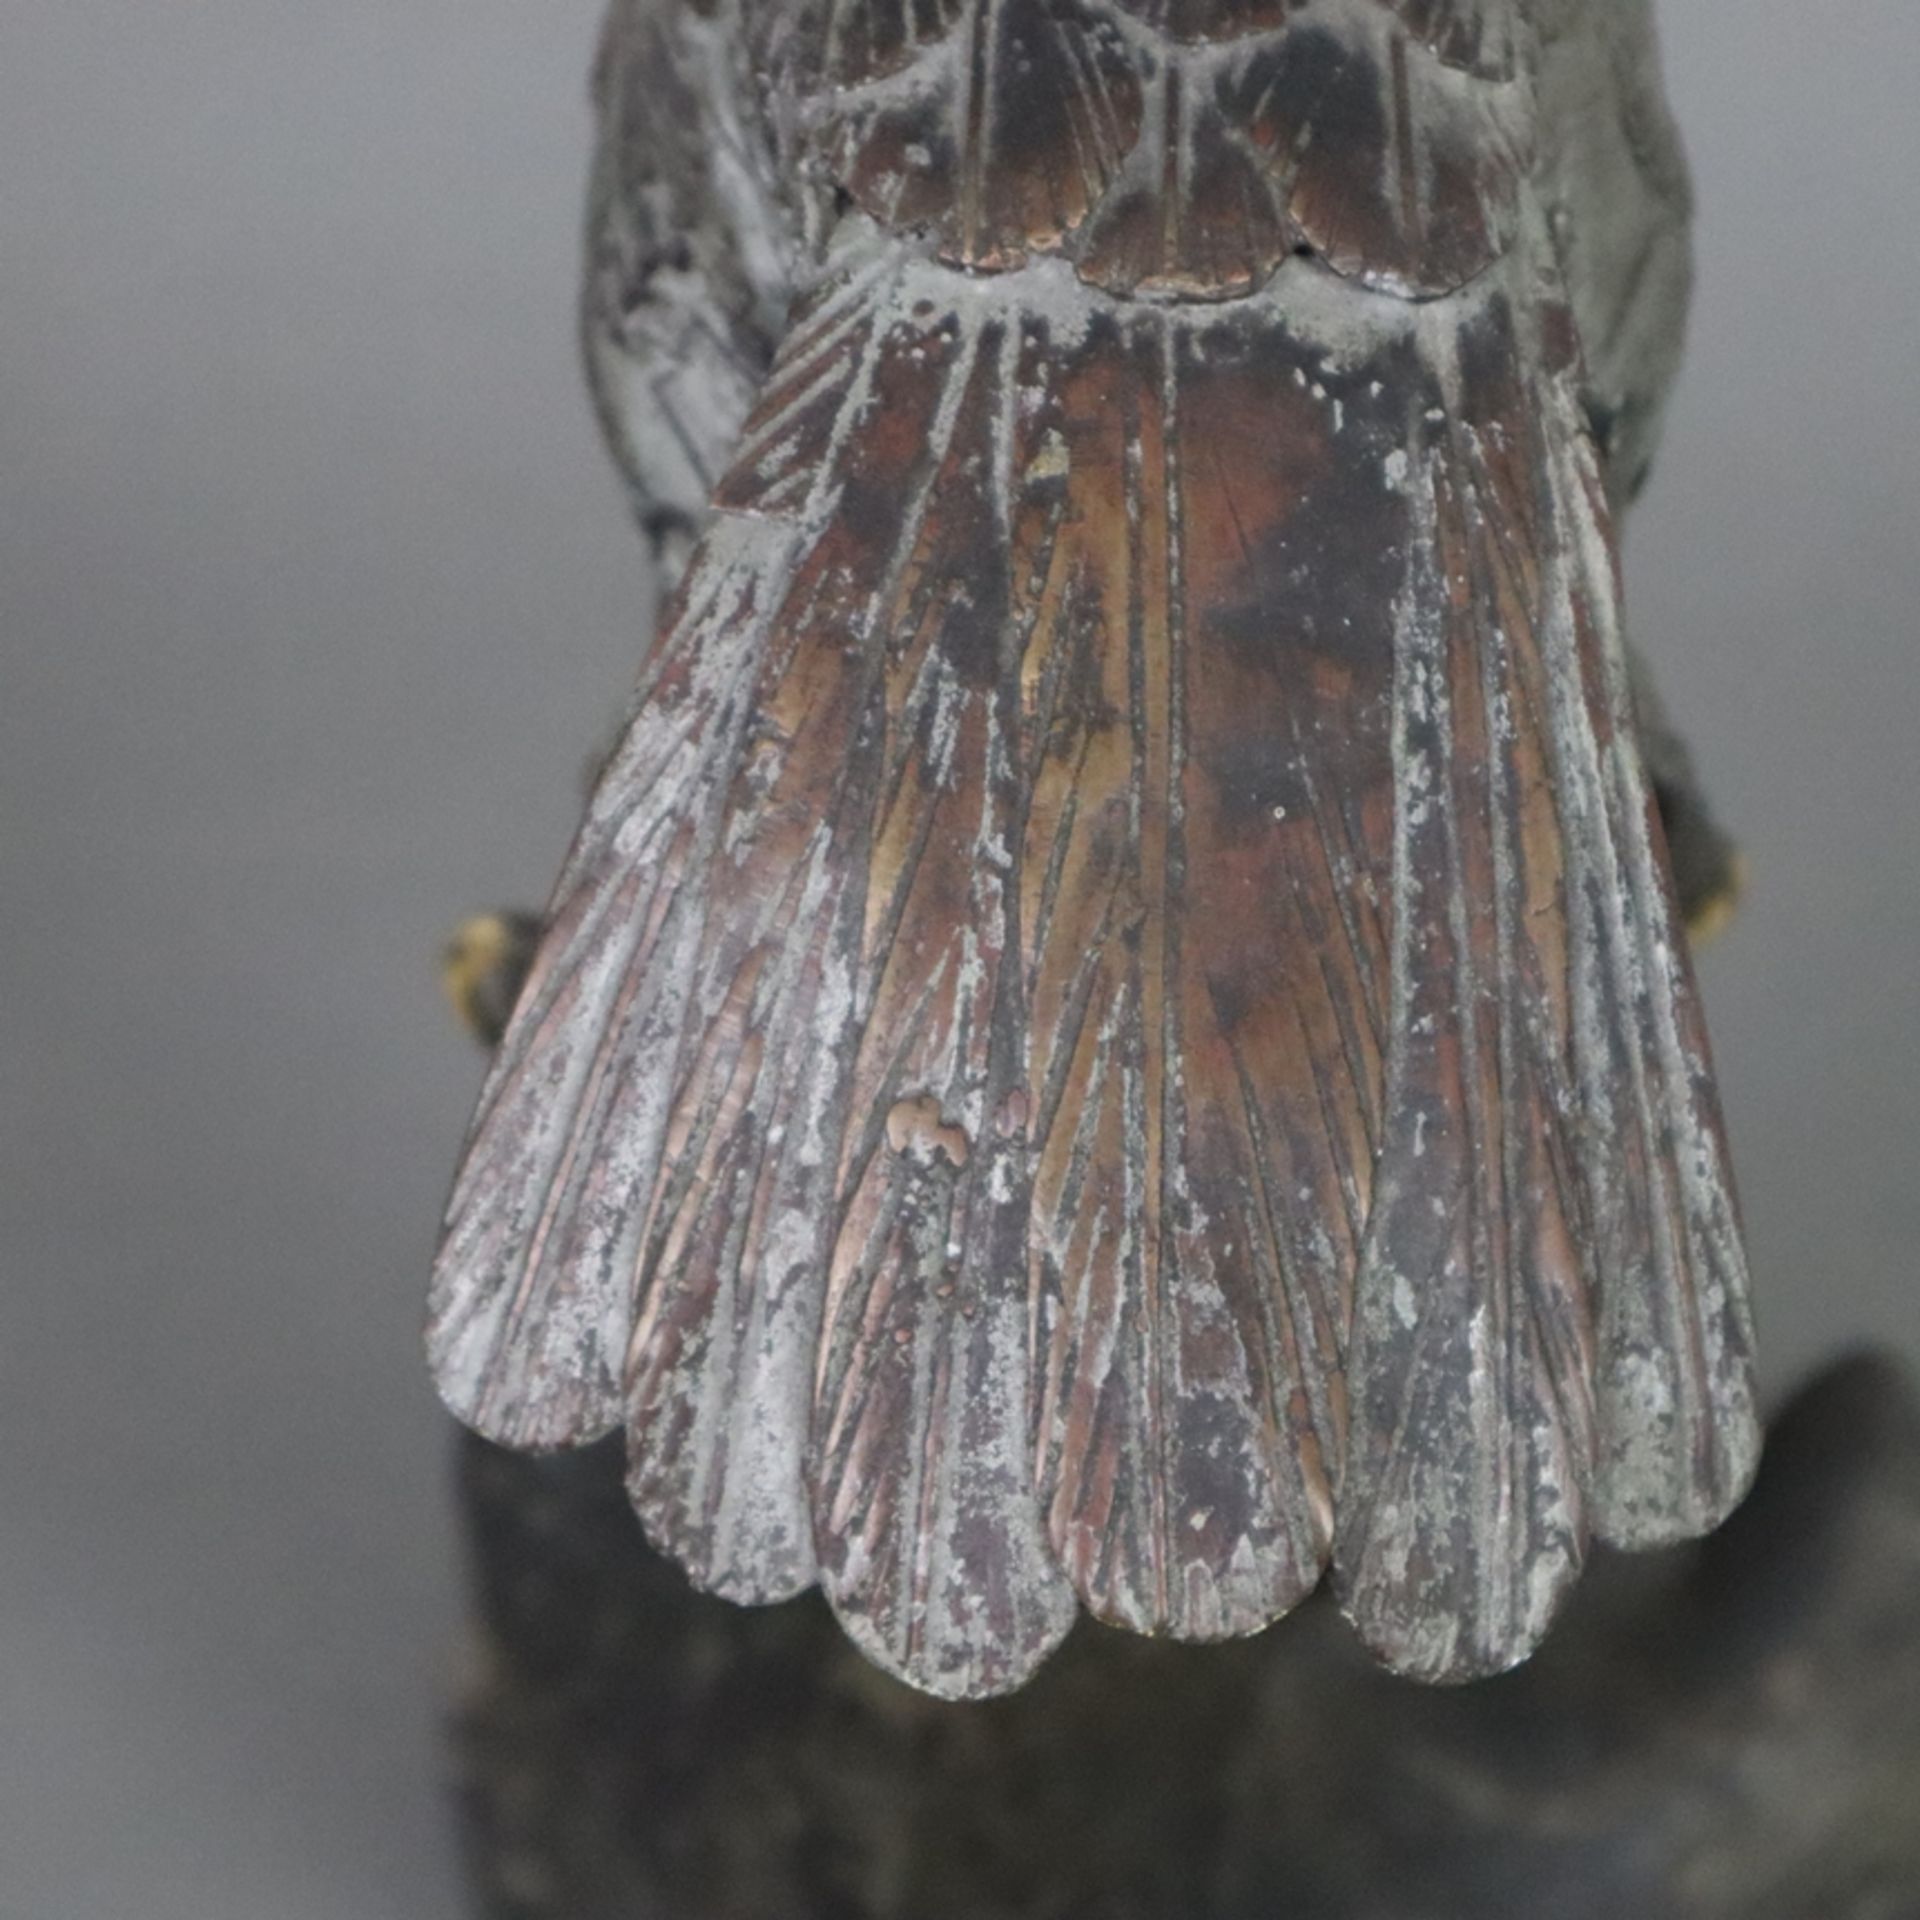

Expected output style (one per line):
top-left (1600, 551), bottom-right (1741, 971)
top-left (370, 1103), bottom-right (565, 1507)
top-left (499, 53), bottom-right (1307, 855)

top-left (447, 1354), bottom-right (1920, 1919)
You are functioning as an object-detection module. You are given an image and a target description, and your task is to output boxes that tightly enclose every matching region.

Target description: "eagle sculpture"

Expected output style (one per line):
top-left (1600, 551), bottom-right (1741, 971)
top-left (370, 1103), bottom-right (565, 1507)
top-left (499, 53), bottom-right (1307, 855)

top-left (429, 0), bottom-right (1759, 1699)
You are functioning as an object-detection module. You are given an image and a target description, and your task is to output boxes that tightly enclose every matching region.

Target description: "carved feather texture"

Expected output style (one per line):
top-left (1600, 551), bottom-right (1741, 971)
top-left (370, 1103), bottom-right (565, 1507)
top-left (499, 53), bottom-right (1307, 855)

top-left (805, 0), bottom-right (1529, 296)
top-left (430, 0), bottom-right (1759, 1697)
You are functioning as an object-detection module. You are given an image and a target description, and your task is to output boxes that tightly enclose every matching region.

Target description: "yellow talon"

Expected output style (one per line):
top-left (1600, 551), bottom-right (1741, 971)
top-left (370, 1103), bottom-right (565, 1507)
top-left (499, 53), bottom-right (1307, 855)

top-left (1685, 851), bottom-right (1748, 950)
top-left (442, 912), bottom-right (542, 1048)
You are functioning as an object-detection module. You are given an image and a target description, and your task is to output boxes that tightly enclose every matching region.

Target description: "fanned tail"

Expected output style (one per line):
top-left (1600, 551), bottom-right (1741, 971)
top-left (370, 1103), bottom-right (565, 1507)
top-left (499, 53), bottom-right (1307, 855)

top-left (430, 236), bottom-right (1757, 1695)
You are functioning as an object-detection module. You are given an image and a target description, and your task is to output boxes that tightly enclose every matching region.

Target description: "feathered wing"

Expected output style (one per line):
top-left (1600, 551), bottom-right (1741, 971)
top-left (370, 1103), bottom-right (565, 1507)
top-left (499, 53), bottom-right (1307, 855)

top-left (430, 0), bottom-right (1759, 1697)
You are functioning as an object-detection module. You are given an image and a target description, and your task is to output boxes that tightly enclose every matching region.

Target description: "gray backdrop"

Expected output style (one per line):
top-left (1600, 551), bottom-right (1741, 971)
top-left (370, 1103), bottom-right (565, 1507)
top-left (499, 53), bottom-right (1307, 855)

top-left (4, 5), bottom-right (1915, 1914)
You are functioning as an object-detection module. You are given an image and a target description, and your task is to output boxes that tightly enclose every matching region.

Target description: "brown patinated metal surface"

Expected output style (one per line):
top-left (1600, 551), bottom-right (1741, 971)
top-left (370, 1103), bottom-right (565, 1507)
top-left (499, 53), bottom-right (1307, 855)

top-left (429, 0), bottom-right (1759, 1697)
